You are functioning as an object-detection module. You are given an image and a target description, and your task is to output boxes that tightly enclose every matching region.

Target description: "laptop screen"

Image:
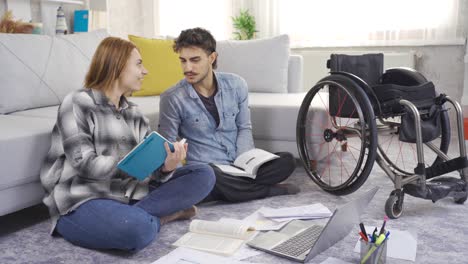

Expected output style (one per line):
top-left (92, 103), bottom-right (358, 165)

top-left (305, 187), bottom-right (378, 261)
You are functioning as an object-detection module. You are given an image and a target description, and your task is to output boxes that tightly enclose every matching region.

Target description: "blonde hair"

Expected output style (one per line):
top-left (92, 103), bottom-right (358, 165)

top-left (85, 37), bottom-right (137, 91)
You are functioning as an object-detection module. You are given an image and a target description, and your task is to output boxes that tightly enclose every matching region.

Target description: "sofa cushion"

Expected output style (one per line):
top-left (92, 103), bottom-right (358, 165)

top-left (0, 30), bottom-right (109, 114)
top-left (249, 92), bottom-right (307, 141)
top-left (0, 115), bottom-right (55, 191)
top-left (128, 35), bottom-right (184, 96)
top-left (10, 105), bottom-right (59, 118)
top-left (216, 35), bottom-right (290, 93)
top-left (127, 96), bottom-right (160, 129)
top-left (249, 91), bottom-right (330, 160)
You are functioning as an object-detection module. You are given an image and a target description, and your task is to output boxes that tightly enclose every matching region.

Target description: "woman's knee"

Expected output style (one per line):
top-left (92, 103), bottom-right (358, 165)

top-left (119, 211), bottom-right (160, 251)
top-left (56, 203), bottom-right (160, 252)
top-left (185, 164), bottom-right (216, 192)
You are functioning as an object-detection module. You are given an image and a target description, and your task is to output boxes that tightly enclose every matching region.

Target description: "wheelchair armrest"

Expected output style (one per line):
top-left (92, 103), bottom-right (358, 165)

top-left (381, 67), bottom-right (428, 86)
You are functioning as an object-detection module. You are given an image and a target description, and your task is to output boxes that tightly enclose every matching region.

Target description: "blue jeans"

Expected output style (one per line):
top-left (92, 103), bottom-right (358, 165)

top-left (56, 164), bottom-right (215, 252)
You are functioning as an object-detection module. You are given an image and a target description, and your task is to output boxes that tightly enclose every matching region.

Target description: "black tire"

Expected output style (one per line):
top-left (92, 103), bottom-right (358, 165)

top-left (385, 194), bottom-right (404, 219)
top-left (297, 74), bottom-right (377, 195)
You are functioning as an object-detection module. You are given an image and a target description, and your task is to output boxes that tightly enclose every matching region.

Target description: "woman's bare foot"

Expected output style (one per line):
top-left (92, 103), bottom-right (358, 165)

top-left (160, 206), bottom-right (198, 225)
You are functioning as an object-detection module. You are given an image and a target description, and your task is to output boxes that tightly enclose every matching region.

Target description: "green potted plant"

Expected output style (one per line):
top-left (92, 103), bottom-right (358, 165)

top-left (231, 9), bottom-right (258, 40)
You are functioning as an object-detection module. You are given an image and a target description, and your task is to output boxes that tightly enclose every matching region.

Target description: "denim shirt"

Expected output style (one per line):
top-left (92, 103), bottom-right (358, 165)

top-left (159, 72), bottom-right (255, 165)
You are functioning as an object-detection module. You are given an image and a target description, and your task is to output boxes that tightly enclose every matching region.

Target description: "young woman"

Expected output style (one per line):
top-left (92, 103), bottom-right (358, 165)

top-left (40, 37), bottom-right (215, 252)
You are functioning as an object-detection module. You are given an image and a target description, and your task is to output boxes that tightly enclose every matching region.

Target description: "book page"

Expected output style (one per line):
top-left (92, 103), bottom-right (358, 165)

top-left (190, 220), bottom-right (254, 240)
top-left (173, 232), bottom-right (245, 256)
top-left (212, 164), bottom-right (255, 178)
top-left (233, 148), bottom-right (279, 175)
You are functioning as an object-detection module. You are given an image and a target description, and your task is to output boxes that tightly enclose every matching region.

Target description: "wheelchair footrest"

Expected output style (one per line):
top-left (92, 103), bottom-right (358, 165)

top-left (425, 157), bottom-right (468, 179)
top-left (404, 177), bottom-right (467, 202)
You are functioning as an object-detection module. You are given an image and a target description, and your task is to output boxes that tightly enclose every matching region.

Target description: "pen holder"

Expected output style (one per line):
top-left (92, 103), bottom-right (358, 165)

top-left (360, 238), bottom-right (388, 264)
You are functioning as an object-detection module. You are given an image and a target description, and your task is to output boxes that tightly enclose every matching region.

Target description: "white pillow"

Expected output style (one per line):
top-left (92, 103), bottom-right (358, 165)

top-left (216, 35), bottom-right (290, 93)
top-left (0, 29), bottom-right (109, 114)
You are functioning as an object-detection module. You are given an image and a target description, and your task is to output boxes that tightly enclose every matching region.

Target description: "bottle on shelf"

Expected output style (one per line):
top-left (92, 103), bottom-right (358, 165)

top-left (55, 6), bottom-right (68, 35)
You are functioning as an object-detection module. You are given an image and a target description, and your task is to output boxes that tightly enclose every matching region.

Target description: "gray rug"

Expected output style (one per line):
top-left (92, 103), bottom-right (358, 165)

top-left (1, 157), bottom-right (467, 263)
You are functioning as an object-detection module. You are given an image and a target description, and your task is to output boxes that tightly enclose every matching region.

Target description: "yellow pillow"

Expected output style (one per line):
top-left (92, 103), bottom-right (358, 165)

top-left (128, 35), bottom-right (183, 96)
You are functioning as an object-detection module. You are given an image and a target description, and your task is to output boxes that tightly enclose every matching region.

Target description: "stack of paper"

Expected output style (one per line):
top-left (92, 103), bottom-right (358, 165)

top-left (243, 203), bottom-right (332, 231)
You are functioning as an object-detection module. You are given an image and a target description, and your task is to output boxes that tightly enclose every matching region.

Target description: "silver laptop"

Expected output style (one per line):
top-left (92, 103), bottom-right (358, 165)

top-left (247, 187), bottom-right (378, 263)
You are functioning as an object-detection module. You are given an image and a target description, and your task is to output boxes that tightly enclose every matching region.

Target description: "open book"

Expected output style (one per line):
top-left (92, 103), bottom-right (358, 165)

top-left (213, 148), bottom-right (279, 179)
top-left (173, 219), bottom-right (256, 256)
top-left (117, 131), bottom-right (174, 180)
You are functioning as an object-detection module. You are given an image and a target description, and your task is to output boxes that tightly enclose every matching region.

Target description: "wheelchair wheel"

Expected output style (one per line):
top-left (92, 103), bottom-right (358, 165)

top-left (385, 190), bottom-right (404, 219)
top-left (297, 75), bottom-right (378, 195)
top-left (376, 107), bottom-right (450, 177)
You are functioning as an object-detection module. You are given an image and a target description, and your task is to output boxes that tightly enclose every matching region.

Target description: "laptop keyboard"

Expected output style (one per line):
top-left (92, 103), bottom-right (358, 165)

top-left (271, 225), bottom-right (324, 258)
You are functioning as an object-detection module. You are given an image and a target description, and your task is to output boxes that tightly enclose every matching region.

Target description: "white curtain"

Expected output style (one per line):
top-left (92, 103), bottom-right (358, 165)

top-left (89, 0), bottom-right (461, 45)
top-left (273, 0), bottom-right (461, 47)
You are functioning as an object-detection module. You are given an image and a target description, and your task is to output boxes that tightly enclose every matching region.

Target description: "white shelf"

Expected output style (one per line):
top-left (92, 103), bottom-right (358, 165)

top-left (41, 0), bottom-right (84, 5)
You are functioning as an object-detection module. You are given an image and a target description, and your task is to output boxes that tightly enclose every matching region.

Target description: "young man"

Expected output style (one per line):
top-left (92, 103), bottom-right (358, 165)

top-left (159, 27), bottom-right (298, 203)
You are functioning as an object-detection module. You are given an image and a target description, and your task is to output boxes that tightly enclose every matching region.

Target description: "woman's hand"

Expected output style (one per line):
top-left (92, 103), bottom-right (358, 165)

top-left (161, 141), bottom-right (188, 173)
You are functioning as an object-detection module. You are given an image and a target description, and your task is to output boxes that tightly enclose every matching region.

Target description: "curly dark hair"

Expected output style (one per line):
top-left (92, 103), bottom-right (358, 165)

top-left (173, 27), bottom-right (217, 69)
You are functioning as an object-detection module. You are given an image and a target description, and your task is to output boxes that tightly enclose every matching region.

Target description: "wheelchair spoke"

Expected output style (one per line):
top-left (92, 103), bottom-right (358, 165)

top-left (346, 144), bottom-right (361, 162)
top-left (407, 143), bottom-right (419, 166)
top-left (318, 91), bottom-right (334, 128)
top-left (335, 91), bottom-right (349, 119)
top-left (377, 123), bottom-right (449, 176)
top-left (396, 141), bottom-right (405, 171)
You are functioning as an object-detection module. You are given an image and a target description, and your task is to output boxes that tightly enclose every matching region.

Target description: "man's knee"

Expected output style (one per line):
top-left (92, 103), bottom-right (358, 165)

top-left (279, 152), bottom-right (296, 173)
top-left (271, 152), bottom-right (296, 180)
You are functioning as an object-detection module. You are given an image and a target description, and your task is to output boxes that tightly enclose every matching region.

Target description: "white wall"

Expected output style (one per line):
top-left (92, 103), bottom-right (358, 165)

top-left (293, 45), bottom-right (465, 101)
top-left (293, 44), bottom-right (465, 139)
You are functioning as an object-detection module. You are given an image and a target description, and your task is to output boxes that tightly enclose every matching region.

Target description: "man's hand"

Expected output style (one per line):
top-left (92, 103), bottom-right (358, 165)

top-left (161, 141), bottom-right (188, 173)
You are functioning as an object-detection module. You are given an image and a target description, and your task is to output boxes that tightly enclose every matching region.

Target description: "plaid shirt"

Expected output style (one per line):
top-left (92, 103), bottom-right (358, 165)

top-left (40, 88), bottom-right (171, 233)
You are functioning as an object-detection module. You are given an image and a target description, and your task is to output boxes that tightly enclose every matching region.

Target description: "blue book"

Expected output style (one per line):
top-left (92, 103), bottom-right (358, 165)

top-left (74, 10), bottom-right (89, 33)
top-left (117, 131), bottom-right (174, 180)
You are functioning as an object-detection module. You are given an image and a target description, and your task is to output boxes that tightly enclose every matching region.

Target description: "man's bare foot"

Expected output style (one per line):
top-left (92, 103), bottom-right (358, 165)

top-left (160, 206), bottom-right (198, 225)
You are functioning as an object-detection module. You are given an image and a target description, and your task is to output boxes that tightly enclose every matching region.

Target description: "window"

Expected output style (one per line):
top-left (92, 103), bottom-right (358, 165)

top-left (98, 0), bottom-right (462, 46)
top-left (158, 0), bottom-right (233, 40)
top-left (277, 0), bottom-right (461, 47)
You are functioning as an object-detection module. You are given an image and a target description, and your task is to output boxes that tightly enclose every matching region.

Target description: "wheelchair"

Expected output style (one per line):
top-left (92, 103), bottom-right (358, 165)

top-left (296, 53), bottom-right (468, 218)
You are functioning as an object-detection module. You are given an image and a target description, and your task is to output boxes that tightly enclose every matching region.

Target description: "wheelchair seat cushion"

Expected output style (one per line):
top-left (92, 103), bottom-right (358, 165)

top-left (372, 81), bottom-right (436, 112)
top-left (372, 81), bottom-right (441, 143)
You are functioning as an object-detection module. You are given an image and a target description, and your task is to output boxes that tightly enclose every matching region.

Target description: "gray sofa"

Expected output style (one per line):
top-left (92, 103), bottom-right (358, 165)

top-left (0, 31), bottom-right (306, 216)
